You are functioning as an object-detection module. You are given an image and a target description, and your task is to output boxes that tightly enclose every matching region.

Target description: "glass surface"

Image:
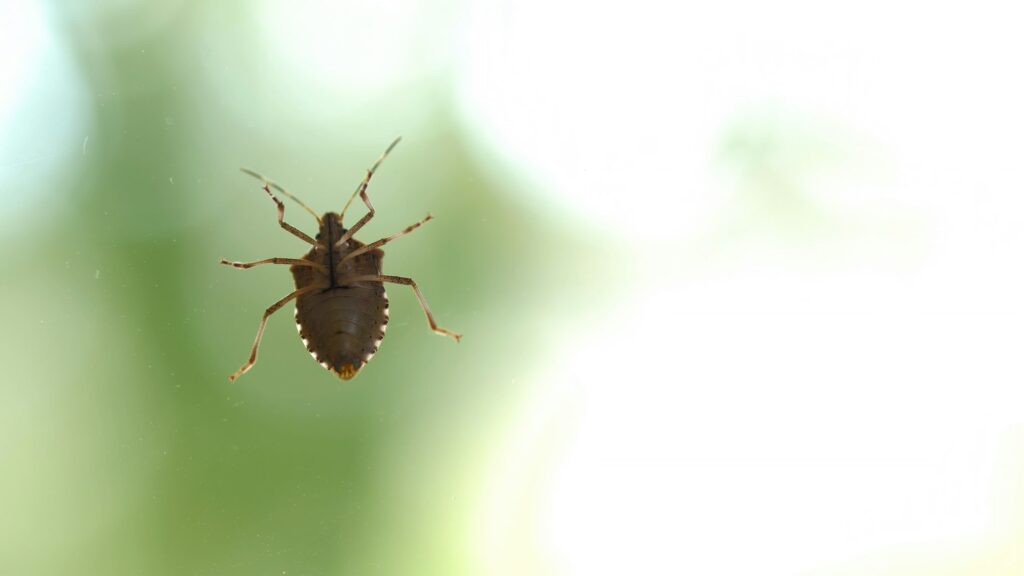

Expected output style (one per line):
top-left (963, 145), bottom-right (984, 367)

top-left (3, 1), bottom-right (1024, 575)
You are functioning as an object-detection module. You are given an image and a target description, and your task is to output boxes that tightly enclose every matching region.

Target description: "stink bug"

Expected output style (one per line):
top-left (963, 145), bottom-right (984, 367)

top-left (220, 138), bottom-right (461, 381)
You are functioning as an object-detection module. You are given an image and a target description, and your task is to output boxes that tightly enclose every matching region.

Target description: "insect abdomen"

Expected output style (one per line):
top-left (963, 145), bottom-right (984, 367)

top-left (293, 246), bottom-right (389, 380)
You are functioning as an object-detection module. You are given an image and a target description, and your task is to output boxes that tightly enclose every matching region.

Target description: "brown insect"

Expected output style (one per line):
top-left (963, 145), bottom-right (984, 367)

top-left (220, 138), bottom-right (461, 381)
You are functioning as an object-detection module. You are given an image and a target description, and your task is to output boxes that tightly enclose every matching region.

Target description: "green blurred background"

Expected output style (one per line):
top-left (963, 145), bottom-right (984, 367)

top-left (4, 1), bottom-right (1024, 575)
top-left (1, 2), bottom-right (605, 575)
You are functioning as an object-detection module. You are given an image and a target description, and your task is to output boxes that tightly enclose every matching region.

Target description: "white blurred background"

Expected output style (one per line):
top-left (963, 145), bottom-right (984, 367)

top-left (458, 1), bottom-right (1024, 574)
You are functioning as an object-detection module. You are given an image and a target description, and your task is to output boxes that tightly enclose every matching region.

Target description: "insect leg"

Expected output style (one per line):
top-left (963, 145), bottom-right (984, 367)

top-left (343, 274), bottom-right (461, 342)
top-left (219, 257), bottom-right (325, 272)
top-left (339, 213), bottom-right (433, 262)
top-left (239, 170), bottom-right (319, 246)
top-left (335, 190), bottom-right (375, 248)
top-left (339, 137), bottom-right (400, 222)
top-left (240, 168), bottom-right (322, 225)
top-left (336, 138), bottom-right (401, 246)
top-left (228, 285), bottom-right (318, 381)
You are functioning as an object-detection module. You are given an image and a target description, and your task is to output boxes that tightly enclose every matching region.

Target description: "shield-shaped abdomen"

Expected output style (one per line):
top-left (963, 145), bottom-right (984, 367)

top-left (292, 244), bottom-right (389, 380)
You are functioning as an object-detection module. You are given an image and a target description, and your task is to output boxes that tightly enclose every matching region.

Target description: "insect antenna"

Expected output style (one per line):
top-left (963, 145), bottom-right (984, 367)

top-left (339, 137), bottom-right (402, 223)
top-left (240, 168), bottom-right (322, 225)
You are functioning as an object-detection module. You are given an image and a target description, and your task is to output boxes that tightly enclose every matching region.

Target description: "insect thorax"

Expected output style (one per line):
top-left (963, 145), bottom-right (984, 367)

top-left (293, 212), bottom-right (384, 290)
